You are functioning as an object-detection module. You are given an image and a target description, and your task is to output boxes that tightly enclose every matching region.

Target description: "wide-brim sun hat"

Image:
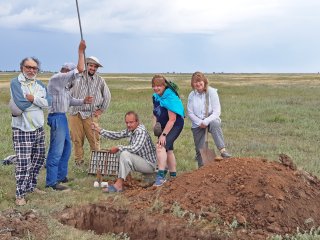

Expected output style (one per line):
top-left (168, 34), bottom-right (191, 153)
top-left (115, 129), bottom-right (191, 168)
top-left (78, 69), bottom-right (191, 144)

top-left (86, 56), bottom-right (103, 68)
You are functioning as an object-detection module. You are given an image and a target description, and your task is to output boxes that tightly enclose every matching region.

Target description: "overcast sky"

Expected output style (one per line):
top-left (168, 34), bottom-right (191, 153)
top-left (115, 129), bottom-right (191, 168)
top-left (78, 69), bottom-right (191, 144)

top-left (1, 0), bottom-right (320, 73)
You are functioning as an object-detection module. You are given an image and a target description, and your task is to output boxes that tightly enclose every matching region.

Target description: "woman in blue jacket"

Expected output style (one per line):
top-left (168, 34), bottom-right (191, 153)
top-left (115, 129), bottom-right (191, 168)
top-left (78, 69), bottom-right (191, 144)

top-left (152, 75), bottom-right (184, 186)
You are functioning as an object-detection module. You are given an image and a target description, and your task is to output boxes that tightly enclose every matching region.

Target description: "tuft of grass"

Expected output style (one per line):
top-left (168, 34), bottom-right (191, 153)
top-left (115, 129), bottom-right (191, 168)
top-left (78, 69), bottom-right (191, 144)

top-left (150, 198), bottom-right (164, 214)
top-left (229, 218), bottom-right (239, 230)
top-left (171, 201), bottom-right (188, 218)
top-left (268, 226), bottom-right (320, 240)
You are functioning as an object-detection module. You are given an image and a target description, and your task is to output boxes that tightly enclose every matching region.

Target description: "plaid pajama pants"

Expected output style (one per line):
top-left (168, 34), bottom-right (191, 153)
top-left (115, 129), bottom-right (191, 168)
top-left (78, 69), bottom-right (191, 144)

top-left (12, 127), bottom-right (46, 198)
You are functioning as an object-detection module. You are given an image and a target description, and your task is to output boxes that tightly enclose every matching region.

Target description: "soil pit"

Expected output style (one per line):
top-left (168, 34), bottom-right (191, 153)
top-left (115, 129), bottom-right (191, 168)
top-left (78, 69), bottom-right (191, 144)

top-left (59, 204), bottom-right (225, 240)
top-left (59, 156), bottom-right (320, 240)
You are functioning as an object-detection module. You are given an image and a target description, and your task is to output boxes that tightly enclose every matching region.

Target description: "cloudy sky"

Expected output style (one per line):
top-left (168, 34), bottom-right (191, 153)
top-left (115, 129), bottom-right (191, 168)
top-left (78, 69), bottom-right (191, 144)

top-left (1, 0), bottom-right (320, 73)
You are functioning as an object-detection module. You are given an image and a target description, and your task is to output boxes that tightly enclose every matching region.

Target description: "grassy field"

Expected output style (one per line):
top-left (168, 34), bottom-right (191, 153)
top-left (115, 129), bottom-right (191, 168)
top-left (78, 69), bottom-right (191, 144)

top-left (0, 72), bottom-right (320, 239)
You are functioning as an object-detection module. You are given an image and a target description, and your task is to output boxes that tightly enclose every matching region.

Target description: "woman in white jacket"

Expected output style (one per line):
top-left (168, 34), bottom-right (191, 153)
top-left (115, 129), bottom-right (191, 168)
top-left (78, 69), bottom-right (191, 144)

top-left (187, 71), bottom-right (231, 168)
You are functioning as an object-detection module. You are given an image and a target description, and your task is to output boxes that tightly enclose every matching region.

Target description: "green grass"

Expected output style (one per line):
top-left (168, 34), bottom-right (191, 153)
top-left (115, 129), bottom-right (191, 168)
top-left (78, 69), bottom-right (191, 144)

top-left (1, 72), bottom-right (320, 239)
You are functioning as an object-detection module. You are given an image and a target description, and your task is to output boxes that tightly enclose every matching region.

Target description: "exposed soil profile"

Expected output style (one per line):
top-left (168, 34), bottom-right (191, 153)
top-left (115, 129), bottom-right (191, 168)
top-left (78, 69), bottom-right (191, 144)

top-left (59, 156), bottom-right (320, 240)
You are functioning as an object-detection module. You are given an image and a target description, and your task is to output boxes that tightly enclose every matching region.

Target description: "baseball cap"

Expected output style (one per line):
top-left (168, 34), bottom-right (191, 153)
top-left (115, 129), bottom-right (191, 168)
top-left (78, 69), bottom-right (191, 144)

top-left (61, 62), bottom-right (77, 71)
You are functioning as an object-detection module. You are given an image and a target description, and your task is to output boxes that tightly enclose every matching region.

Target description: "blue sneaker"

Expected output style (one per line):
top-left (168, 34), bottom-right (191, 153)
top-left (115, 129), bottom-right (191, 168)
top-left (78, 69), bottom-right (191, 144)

top-left (153, 175), bottom-right (166, 187)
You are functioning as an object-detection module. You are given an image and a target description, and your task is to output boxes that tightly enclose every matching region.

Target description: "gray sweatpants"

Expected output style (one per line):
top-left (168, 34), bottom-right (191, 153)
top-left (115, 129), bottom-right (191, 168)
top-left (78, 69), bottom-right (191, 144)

top-left (118, 151), bottom-right (155, 180)
top-left (191, 118), bottom-right (226, 167)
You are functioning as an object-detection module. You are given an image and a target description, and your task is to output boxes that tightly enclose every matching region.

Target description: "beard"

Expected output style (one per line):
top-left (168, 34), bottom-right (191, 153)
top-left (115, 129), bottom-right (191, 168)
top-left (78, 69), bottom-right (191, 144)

top-left (88, 71), bottom-right (94, 77)
top-left (22, 71), bottom-right (37, 80)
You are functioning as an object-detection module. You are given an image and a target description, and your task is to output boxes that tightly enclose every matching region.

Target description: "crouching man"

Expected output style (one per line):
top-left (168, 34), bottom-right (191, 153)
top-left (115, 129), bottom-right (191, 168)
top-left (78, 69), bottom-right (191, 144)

top-left (91, 111), bottom-right (157, 192)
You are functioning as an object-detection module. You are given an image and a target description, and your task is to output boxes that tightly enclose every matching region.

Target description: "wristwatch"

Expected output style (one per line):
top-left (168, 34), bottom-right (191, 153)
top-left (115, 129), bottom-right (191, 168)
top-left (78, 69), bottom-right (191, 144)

top-left (162, 133), bottom-right (167, 136)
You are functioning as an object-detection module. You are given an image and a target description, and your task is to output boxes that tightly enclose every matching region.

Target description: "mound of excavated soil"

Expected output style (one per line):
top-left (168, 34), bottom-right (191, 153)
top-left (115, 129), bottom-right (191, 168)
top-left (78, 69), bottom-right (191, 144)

top-left (59, 156), bottom-right (320, 240)
top-left (124, 156), bottom-right (320, 239)
top-left (0, 209), bottom-right (48, 240)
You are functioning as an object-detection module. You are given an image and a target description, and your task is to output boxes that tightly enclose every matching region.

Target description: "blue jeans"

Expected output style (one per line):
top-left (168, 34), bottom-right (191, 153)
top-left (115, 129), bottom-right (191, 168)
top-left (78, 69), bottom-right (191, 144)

top-left (46, 113), bottom-right (71, 187)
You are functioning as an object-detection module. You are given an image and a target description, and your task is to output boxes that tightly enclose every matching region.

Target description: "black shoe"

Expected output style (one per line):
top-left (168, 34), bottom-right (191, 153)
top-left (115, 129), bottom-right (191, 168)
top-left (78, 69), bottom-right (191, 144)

top-left (47, 184), bottom-right (70, 191)
top-left (75, 160), bottom-right (84, 167)
top-left (58, 177), bottom-right (73, 183)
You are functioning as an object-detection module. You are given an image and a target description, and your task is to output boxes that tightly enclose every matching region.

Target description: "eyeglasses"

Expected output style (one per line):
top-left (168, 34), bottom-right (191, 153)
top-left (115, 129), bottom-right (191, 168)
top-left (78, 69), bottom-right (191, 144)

top-left (126, 121), bottom-right (137, 124)
top-left (23, 65), bottom-right (39, 71)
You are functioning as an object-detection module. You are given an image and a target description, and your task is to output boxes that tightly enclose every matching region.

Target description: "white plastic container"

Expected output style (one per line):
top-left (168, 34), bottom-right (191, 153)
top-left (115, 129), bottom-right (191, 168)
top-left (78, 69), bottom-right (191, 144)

top-left (100, 181), bottom-right (108, 188)
top-left (93, 181), bottom-right (100, 188)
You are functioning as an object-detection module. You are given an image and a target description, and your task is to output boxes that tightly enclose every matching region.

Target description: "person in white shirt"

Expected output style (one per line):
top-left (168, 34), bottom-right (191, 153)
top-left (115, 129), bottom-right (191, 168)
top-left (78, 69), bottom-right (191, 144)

top-left (187, 71), bottom-right (231, 168)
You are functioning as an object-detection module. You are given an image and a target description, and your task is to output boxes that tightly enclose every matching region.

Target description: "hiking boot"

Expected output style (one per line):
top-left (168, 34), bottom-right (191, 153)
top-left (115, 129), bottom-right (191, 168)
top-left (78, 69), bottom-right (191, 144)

top-left (47, 184), bottom-right (70, 192)
top-left (221, 151), bottom-right (232, 158)
top-left (34, 188), bottom-right (46, 194)
top-left (15, 197), bottom-right (26, 206)
top-left (153, 175), bottom-right (166, 187)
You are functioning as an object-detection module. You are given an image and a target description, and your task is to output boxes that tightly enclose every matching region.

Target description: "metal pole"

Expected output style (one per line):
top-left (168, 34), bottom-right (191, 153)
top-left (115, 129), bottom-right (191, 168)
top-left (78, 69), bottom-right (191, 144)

top-left (75, 0), bottom-right (97, 156)
top-left (75, 0), bottom-right (92, 115)
top-left (75, 0), bottom-right (84, 41)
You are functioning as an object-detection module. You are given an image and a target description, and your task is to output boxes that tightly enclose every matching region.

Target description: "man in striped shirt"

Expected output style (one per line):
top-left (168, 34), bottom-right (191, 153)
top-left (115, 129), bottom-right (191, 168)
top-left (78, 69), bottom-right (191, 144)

top-left (68, 56), bottom-right (111, 166)
top-left (46, 40), bottom-right (93, 191)
top-left (91, 111), bottom-right (157, 192)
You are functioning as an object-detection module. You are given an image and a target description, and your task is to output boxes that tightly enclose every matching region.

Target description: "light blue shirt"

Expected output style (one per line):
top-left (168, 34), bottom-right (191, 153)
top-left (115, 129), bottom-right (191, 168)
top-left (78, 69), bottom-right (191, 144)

top-left (11, 73), bottom-right (51, 131)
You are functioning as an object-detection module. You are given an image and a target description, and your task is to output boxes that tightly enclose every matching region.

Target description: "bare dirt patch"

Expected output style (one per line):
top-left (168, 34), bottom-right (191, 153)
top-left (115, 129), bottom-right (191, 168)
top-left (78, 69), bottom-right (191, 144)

top-left (59, 156), bottom-right (320, 239)
top-left (0, 209), bottom-right (48, 240)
